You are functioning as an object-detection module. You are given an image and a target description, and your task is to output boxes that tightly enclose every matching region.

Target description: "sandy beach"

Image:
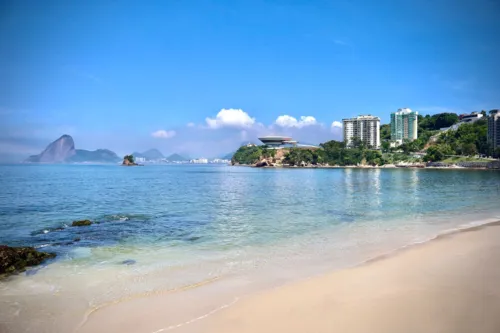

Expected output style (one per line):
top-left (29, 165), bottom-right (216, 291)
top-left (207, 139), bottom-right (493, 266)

top-left (75, 223), bottom-right (500, 333)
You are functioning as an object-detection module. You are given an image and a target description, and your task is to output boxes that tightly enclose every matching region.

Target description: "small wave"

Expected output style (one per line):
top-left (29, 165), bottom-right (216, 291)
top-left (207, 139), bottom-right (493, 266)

top-left (76, 276), bottom-right (222, 331)
top-left (361, 217), bottom-right (500, 266)
top-left (31, 225), bottom-right (66, 236)
top-left (100, 213), bottom-right (151, 222)
top-left (151, 297), bottom-right (239, 333)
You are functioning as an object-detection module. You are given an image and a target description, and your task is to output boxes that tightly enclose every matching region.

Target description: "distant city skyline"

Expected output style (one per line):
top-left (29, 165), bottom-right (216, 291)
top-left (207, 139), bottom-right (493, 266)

top-left (1, 0), bottom-right (499, 161)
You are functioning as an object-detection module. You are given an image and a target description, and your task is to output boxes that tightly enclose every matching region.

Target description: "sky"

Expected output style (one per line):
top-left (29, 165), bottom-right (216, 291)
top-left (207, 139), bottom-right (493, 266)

top-left (1, 0), bottom-right (500, 160)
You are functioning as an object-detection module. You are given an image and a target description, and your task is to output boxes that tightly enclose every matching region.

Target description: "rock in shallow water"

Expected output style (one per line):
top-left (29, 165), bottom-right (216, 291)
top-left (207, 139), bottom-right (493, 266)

top-left (121, 259), bottom-right (136, 265)
top-left (0, 245), bottom-right (56, 277)
top-left (71, 220), bottom-right (92, 227)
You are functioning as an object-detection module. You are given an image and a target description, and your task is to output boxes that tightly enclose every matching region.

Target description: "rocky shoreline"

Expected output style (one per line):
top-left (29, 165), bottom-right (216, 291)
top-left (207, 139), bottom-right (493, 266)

top-left (0, 245), bottom-right (56, 278)
top-left (233, 161), bottom-right (500, 170)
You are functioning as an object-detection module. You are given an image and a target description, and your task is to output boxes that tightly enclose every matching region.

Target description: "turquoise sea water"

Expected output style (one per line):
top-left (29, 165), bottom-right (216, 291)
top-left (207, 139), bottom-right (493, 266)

top-left (1, 165), bottom-right (500, 332)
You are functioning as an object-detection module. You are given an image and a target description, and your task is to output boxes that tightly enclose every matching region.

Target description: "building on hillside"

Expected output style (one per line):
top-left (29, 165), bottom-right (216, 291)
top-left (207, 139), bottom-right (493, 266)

top-left (487, 110), bottom-right (500, 151)
top-left (135, 157), bottom-right (146, 163)
top-left (258, 136), bottom-right (297, 147)
top-left (390, 108), bottom-right (418, 145)
top-left (257, 136), bottom-right (319, 149)
top-left (342, 115), bottom-right (380, 149)
top-left (460, 112), bottom-right (483, 123)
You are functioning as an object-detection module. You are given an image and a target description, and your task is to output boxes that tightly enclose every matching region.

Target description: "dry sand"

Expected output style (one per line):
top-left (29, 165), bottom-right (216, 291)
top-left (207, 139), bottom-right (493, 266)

top-left (78, 224), bottom-right (500, 333)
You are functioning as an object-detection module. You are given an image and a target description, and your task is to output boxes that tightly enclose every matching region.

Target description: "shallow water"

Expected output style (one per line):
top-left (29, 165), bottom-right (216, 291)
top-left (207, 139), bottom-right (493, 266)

top-left (0, 165), bottom-right (499, 332)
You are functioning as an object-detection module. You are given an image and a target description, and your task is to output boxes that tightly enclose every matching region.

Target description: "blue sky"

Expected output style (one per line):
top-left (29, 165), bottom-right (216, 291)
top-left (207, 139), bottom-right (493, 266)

top-left (1, 0), bottom-right (499, 160)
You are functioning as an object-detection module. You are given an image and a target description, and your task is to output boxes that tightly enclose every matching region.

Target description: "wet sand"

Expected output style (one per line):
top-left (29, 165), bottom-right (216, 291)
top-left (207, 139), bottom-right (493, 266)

top-left (77, 223), bottom-right (500, 333)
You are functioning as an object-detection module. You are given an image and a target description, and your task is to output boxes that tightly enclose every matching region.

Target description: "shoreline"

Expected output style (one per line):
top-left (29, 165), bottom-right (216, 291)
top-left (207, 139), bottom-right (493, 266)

top-left (73, 218), bottom-right (500, 333)
top-left (233, 163), bottom-right (499, 170)
top-left (180, 220), bottom-right (500, 333)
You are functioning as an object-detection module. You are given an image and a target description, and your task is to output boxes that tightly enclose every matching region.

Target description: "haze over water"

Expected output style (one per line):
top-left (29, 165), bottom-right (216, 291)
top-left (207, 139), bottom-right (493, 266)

top-left (1, 164), bottom-right (500, 332)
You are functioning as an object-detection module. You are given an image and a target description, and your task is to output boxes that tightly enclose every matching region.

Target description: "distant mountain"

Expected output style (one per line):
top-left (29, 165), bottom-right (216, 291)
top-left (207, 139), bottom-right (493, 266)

top-left (25, 135), bottom-right (76, 163)
top-left (166, 153), bottom-right (187, 161)
top-left (24, 135), bottom-right (120, 164)
top-left (132, 149), bottom-right (164, 160)
top-left (221, 152), bottom-right (234, 160)
top-left (68, 149), bottom-right (121, 163)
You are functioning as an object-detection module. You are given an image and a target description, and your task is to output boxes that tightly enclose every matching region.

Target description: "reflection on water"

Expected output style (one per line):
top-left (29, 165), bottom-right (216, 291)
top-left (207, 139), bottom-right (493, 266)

top-left (1, 165), bottom-right (500, 333)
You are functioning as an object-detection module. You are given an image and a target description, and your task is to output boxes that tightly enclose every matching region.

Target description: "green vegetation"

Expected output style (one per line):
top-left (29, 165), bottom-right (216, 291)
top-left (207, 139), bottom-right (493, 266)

top-left (123, 155), bottom-right (135, 164)
top-left (261, 146), bottom-right (276, 159)
top-left (283, 148), bottom-right (323, 166)
top-left (318, 140), bottom-right (384, 166)
top-left (438, 119), bottom-right (488, 154)
top-left (419, 113), bottom-right (459, 131)
top-left (232, 145), bottom-right (264, 165)
top-left (231, 111), bottom-right (496, 166)
top-left (380, 124), bottom-right (391, 141)
top-left (423, 119), bottom-right (490, 161)
top-left (441, 156), bottom-right (492, 163)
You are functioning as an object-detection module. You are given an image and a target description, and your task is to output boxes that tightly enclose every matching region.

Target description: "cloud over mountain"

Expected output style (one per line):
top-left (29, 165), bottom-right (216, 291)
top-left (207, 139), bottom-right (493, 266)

top-left (151, 130), bottom-right (176, 139)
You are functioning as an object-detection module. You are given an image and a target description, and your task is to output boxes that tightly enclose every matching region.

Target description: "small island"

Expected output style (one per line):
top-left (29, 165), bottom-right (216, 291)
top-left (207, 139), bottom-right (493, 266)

top-left (122, 154), bottom-right (140, 166)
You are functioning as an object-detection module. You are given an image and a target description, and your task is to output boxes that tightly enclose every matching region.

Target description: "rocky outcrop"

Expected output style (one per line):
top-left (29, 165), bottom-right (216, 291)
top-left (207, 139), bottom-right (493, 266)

top-left (71, 219), bottom-right (93, 227)
top-left (122, 155), bottom-right (139, 166)
top-left (255, 159), bottom-right (271, 167)
top-left (25, 134), bottom-right (76, 163)
top-left (0, 245), bottom-right (56, 277)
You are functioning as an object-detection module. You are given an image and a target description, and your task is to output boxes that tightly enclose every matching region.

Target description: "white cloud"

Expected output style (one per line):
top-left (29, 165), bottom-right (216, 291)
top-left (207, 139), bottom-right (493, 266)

top-left (186, 122), bottom-right (195, 127)
top-left (151, 130), bottom-right (176, 139)
top-left (205, 108), bottom-right (255, 129)
top-left (275, 115), bottom-right (318, 128)
top-left (331, 121), bottom-right (342, 128)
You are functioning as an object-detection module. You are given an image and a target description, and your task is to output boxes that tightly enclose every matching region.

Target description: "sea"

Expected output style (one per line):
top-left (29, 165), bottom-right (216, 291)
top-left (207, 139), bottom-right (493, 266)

top-left (1, 164), bottom-right (499, 332)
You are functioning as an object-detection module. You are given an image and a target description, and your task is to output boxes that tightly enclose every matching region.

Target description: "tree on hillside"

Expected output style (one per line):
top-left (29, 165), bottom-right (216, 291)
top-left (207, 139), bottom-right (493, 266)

top-left (381, 141), bottom-right (390, 153)
top-left (124, 155), bottom-right (135, 163)
top-left (232, 146), bottom-right (263, 165)
top-left (438, 120), bottom-right (488, 155)
top-left (434, 113), bottom-right (459, 129)
top-left (461, 143), bottom-right (477, 156)
top-left (423, 144), bottom-right (453, 162)
top-left (419, 113), bottom-right (458, 131)
top-left (380, 124), bottom-right (391, 140)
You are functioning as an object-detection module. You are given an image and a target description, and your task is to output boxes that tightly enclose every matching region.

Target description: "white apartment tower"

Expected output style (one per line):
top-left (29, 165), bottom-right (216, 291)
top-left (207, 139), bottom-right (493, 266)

top-left (488, 110), bottom-right (500, 151)
top-left (390, 108), bottom-right (418, 145)
top-left (342, 115), bottom-right (381, 149)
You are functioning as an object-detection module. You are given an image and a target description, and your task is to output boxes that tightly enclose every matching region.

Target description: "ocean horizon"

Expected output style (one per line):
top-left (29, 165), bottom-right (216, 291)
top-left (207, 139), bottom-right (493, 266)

top-left (1, 164), bottom-right (500, 332)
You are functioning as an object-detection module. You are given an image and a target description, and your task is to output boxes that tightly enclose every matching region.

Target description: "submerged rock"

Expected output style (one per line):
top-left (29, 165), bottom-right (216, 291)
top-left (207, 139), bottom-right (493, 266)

top-left (121, 259), bottom-right (136, 265)
top-left (0, 245), bottom-right (56, 277)
top-left (71, 220), bottom-right (92, 227)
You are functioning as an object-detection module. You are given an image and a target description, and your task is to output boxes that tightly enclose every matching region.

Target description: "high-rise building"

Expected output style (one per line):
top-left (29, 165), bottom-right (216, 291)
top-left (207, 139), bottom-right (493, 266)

top-left (390, 108), bottom-right (418, 145)
top-left (342, 115), bottom-right (380, 149)
top-left (487, 109), bottom-right (500, 151)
